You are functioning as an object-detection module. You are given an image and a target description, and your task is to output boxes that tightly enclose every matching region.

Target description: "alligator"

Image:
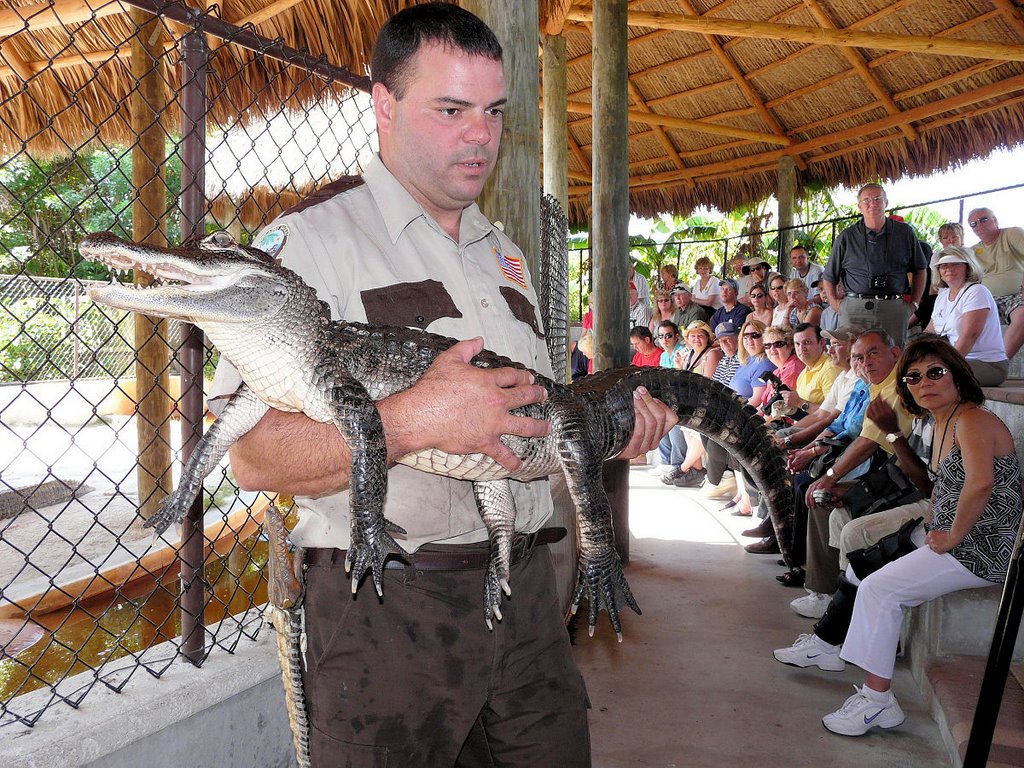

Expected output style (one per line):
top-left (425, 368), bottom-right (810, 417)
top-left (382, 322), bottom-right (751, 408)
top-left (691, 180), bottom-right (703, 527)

top-left (79, 231), bottom-right (793, 638)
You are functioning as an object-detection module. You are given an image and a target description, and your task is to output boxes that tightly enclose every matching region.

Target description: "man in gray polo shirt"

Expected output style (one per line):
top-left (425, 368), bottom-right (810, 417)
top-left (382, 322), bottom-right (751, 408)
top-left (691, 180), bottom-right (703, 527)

top-left (821, 184), bottom-right (927, 345)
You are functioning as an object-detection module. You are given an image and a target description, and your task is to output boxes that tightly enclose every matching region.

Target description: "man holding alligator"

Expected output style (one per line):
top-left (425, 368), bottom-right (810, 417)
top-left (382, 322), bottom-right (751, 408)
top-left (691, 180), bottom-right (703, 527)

top-left (216, 5), bottom-right (674, 766)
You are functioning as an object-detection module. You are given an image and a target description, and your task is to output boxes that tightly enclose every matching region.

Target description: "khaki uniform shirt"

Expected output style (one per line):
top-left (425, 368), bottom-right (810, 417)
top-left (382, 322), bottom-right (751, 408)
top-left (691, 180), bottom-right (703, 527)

top-left (212, 156), bottom-right (553, 551)
top-left (972, 227), bottom-right (1024, 298)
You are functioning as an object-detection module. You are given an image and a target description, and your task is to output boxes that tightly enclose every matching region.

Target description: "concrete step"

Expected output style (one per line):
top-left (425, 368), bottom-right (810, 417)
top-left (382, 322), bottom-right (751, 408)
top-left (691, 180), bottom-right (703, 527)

top-left (923, 655), bottom-right (1024, 767)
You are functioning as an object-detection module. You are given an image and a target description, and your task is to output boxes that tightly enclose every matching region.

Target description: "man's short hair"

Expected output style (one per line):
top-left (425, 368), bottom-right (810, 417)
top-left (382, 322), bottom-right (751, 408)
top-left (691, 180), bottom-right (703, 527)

top-left (793, 322), bottom-right (821, 340)
top-left (630, 326), bottom-right (653, 342)
top-left (857, 183), bottom-right (887, 203)
top-left (371, 3), bottom-right (503, 98)
top-left (854, 327), bottom-right (897, 349)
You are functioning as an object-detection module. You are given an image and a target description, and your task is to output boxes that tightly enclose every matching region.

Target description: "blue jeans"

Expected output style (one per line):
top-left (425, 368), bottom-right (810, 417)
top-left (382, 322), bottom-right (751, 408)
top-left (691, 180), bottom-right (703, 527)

top-left (658, 426), bottom-right (687, 466)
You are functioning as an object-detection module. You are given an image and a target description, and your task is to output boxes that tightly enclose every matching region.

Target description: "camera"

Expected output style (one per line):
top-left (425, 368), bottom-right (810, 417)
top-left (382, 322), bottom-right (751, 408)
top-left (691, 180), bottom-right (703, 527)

top-left (870, 274), bottom-right (888, 291)
top-left (760, 371), bottom-right (790, 415)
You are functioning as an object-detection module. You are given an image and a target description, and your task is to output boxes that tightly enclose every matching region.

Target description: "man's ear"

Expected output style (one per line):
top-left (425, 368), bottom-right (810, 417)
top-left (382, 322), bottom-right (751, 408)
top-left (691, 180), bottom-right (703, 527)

top-left (372, 82), bottom-right (395, 130)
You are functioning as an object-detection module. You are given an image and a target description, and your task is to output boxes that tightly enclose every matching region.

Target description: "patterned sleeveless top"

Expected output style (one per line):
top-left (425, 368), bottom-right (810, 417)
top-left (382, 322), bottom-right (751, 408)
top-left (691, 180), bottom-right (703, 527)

top-left (928, 442), bottom-right (1023, 583)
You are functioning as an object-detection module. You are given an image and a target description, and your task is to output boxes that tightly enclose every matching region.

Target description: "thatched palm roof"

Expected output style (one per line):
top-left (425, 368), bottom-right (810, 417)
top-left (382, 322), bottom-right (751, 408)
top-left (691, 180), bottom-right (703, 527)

top-left (2, 0), bottom-right (1023, 223)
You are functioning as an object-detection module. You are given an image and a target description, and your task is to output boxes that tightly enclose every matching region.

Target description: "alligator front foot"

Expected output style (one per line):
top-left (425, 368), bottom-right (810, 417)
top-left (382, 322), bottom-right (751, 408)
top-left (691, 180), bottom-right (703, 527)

top-left (482, 548), bottom-right (512, 630)
top-left (142, 493), bottom-right (190, 535)
top-left (345, 518), bottom-right (408, 597)
top-left (570, 549), bottom-right (641, 642)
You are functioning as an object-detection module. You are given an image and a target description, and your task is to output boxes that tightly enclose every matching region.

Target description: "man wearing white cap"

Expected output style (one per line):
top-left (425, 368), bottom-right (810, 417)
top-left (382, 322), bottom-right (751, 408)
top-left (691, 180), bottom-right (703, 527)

top-left (669, 283), bottom-right (705, 329)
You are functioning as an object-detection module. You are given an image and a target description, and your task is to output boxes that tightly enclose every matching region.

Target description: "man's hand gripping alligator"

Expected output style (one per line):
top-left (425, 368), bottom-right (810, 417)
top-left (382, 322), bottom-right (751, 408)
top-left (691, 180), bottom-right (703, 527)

top-left (79, 231), bottom-right (794, 641)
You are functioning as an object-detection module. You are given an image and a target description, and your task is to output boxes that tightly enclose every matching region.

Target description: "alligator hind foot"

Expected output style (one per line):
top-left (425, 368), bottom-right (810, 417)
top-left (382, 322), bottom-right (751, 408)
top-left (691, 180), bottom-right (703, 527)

top-left (571, 549), bottom-right (641, 642)
top-left (141, 494), bottom-right (189, 536)
top-left (483, 547), bottom-right (513, 630)
top-left (345, 519), bottom-right (408, 597)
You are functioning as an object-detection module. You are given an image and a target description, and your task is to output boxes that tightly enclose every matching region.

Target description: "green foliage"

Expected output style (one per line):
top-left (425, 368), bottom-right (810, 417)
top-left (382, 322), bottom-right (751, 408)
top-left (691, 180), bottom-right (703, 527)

top-left (0, 297), bottom-right (134, 383)
top-left (0, 145), bottom-right (184, 279)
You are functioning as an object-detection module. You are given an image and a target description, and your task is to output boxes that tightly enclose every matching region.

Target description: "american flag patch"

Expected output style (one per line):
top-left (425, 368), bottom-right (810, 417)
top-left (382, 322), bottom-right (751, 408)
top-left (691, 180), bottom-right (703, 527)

top-left (494, 247), bottom-right (527, 289)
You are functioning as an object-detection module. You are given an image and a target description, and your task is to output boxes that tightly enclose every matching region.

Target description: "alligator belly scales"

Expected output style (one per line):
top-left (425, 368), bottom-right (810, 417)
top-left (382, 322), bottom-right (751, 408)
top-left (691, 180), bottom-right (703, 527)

top-left (79, 231), bottom-right (793, 639)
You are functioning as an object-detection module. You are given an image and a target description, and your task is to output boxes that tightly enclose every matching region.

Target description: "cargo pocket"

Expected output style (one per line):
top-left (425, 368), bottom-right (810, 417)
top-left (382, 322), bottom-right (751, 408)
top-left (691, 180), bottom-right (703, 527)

top-left (360, 280), bottom-right (462, 330)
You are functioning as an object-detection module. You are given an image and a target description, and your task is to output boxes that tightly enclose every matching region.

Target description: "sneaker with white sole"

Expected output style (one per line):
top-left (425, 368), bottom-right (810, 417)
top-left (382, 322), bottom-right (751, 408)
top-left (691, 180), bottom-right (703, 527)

top-left (822, 685), bottom-right (905, 736)
top-left (773, 633), bottom-right (846, 671)
top-left (790, 591), bottom-right (830, 619)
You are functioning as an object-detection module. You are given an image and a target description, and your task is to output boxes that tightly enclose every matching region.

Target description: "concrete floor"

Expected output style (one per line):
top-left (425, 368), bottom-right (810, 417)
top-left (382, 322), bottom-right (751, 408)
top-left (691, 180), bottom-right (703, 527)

top-left (573, 465), bottom-right (949, 768)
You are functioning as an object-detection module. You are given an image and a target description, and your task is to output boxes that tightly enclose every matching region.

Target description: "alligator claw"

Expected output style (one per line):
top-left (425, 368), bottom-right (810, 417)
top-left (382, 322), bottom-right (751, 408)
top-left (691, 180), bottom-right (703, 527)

top-left (345, 521), bottom-right (408, 597)
top-left (482, 555), bottom-right (509, 630)
top-left (142, 494), bottom-right (188, 535)
top-left (570, 550), bottom-right (641, 642)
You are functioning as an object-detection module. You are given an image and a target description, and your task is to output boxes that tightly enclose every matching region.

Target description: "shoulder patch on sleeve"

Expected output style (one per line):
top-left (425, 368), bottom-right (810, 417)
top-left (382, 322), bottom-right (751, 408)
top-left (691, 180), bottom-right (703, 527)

top-left (255, 225), bottom-right (288, 259)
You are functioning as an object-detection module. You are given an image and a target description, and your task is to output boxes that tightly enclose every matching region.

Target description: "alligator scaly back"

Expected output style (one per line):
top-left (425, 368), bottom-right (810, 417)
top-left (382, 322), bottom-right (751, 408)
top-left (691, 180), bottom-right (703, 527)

top-left (78, 231), bottom-right (793, 640)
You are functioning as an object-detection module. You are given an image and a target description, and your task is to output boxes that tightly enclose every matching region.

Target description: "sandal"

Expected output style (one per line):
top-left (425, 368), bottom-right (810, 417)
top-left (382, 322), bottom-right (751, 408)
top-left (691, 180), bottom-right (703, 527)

top-left (776, 567), bottom-right (806, 588)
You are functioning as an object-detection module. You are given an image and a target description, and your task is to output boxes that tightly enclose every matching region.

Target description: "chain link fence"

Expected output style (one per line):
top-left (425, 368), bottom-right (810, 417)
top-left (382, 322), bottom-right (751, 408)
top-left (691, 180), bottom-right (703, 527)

top-left (0, 1), bottom-right (378, 728)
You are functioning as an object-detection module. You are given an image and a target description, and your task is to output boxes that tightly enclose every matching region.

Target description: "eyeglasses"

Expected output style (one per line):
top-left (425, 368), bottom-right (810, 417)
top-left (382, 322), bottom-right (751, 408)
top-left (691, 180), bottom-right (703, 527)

top-left (742, 332), bottom-right (762, 339)
top-left (901, 366), bottom-right (950, 385)
top-left (770, 284), bottom-right (785, 291)
top-left (969, 216), bottom-right (991, 229)
top-left (765, 340), bottom-right (790, 349)
top-left (657, 333), bottom-right (676, 339)
top-left (657, 298), bottom-right (672, 303)
top-left (859, 194), bottom-right (885, 205)
top-left (750, 293), bottom-right (765, 299)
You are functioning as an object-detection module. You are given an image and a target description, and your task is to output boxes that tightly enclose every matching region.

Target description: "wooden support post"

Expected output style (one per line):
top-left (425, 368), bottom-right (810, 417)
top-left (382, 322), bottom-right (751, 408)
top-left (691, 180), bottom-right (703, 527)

top-left (592, 0), bottom-right (631, 564)
top-left (542, 33), bottom-right (568, 213)
top-left (130, 7), bottom-right (172, 524)
top-left (777, 155), bottom-right (796, 274)
top-left (461, 0), bottom-right (541, 278)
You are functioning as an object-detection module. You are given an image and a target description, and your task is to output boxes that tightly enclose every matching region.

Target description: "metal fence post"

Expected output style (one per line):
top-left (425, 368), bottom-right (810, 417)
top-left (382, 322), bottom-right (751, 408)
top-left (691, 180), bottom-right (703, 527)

top-left (178, 23), bottom-right (209, 665)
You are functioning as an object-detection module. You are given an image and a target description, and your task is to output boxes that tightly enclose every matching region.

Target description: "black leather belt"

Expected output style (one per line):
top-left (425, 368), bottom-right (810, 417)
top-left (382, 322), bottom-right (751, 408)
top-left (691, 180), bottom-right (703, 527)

top-left (847, 293), bottom-right (903, 301)
top-left (304, 526), bottom-right (567, 571)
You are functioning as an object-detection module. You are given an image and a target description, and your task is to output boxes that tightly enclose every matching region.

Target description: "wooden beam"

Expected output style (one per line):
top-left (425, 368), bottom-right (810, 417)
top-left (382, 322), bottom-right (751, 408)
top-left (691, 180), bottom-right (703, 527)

top-left (234, 0), bottom-right (307, 27)
top-left (575, 70), bottom-right (1024, 194)
top-left (992, 0), bottom-right (1024, 39)
top-left (672, 0), bottom-right (787, 138)
top-left (566, 99), bottom-right (792, 145)
top-left (801, 0), bottom-right (918, 142)
top-left (543, 0), bottom-right (573, 36)
top-left (627, 79), bottom-right (687, 170)
top-left (565, 8), bottom-right (1024, 62)
top-left (0, 0), bottom-right (124, 37)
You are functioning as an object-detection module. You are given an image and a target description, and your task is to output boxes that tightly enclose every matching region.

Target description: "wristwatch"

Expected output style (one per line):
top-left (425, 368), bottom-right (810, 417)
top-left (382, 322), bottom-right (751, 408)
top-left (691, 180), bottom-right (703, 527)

top-left (885, 431), bottom-right (901, 444)
top-left (799, 402), bottom-right (810, 413)
top-left (825, 467), bottom-right (836, 478)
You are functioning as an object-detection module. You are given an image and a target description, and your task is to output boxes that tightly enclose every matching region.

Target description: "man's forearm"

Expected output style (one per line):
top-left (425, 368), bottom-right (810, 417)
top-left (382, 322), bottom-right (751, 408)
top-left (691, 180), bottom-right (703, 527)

top-left (910, 270), bottom-right (926, 305)
top-left (830, 437), bottom-right (877, 480)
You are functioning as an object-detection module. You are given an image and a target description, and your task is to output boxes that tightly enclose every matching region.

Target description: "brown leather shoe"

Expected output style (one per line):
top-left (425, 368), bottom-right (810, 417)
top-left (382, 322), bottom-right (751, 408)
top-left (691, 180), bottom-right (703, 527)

top-left (744, 536), bottom-right (780, 554)
top-left (741, 518), bottom-right (774, 538)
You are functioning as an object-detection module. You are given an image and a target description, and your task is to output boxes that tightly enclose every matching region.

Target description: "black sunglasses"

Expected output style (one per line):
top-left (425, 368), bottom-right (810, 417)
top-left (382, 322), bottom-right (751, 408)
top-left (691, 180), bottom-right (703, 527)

top-left (750, 292), bottom-right (766, 299)
top-left (657, 332), bottom-right (676, 339)
top-left (969, 216), bottom-right (991, 229)
top-left (765, 340), bottom-right (790, 349)
top-left (901, 366), bottom-right (950, 385)
top-left (742, 332), bottom-right (762, 339)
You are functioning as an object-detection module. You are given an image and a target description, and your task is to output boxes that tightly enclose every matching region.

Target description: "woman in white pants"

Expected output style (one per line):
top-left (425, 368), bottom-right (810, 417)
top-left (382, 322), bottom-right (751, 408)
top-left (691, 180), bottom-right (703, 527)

top-left (823, 336), bottom-right (1022, 736)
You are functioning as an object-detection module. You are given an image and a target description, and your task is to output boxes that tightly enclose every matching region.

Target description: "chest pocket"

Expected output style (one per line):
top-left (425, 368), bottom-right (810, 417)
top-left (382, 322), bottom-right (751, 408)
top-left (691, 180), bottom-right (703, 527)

top-left (500, 286), bottom-right (545, 339)
top-left (361, 280), bottom-right (463, 330)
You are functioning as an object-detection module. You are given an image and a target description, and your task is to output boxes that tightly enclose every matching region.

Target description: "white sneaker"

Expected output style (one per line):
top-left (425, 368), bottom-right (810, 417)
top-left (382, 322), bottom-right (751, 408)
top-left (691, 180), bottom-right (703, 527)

top-left (822, 685), bottom-right (905, 736)
top-left (790, 591), bottom-right (830, 619)
top-left (773, 633), bottom-right (845, 671)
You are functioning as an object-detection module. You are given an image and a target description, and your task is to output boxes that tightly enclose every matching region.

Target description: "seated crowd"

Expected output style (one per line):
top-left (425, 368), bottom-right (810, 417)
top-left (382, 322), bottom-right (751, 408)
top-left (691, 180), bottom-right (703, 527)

top-left (607, 188), bottom-right (1024, 737)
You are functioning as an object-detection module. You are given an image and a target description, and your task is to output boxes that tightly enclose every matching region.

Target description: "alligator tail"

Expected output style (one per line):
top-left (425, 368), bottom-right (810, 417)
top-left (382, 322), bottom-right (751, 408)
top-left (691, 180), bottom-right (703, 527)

top-left (582, 367), bottom-right (795, 567)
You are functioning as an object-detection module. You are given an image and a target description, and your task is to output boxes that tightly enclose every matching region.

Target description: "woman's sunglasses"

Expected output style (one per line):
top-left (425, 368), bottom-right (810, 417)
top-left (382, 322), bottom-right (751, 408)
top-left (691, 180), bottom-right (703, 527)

top-left (750, 293), bottom-right (766, 299)
top-left (765, 340), bottom-right (790, 349)
top-left (742, 332), bottom-right (762, 339)
top-left (901, 366), bottom-right (950, 385)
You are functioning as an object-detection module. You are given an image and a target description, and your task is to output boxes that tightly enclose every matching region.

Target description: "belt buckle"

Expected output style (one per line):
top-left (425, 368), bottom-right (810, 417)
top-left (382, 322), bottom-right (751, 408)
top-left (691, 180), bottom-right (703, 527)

top-left (865, 300), bottom-right (875, 310)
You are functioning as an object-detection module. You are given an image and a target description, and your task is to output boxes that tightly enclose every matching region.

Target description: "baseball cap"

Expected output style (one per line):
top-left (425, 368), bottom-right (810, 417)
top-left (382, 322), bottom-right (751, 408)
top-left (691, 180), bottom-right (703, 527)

top-left (670, 284), bottom-right (691, 295)
top-left (822, 326), bottom-right (861, 343)
top-left (714, 321), bottom-right (739, 337)
top-left (719, 277), bottom-right (739, 290)
top-left (932, 245), bottom-right (972, 267)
